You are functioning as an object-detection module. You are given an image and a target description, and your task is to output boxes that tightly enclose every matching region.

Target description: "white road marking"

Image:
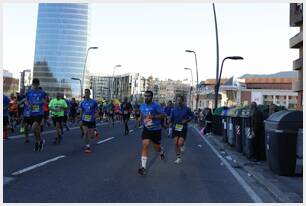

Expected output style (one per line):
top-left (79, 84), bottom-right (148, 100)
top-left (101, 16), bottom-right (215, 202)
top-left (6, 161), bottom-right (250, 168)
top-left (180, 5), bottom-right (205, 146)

top-left (191, 126), bottom-right (263, 203)
top-left (11, 155), bottom-right (66, 176)
top-left (97, 137), bottom-right (115, 144)
top-left (4, 176), bottom-right (15, 185)
top-left (8, 121), bottom-right (122, 140)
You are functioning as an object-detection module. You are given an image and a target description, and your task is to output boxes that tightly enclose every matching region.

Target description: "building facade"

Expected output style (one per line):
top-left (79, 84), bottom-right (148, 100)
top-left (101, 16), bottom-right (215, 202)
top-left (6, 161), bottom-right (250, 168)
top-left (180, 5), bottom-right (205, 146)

top-left (3, 70), bottom-right (19, 96)
top-left (290, 3), bottom-right (303, 110)
top-left (33, 3), bottom-right (89, 98)
top-left (156, 79), bottom-right (190, 105)
top-left (90, 75), bottom-right (112, 100)
top-left (19, 69), bottom-right (32, 92)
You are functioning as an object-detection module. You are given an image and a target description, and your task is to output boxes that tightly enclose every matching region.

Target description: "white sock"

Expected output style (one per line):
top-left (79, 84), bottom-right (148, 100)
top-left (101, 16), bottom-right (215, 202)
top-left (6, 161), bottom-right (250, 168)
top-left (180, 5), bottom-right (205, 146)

top-left (141, 156), bottom-right (147, 169)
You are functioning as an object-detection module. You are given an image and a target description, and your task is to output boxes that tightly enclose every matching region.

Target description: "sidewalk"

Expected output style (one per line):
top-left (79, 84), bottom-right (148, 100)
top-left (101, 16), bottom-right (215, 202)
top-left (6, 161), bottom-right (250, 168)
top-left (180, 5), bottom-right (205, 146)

top-left (194, 125), bottom-right (303, 203)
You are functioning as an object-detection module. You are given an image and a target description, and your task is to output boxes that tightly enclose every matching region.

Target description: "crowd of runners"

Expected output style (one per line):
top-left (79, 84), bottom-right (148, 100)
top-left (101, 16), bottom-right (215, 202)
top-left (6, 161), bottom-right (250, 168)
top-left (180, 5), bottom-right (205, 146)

top-left (3, 78), bottom-right (195, 175)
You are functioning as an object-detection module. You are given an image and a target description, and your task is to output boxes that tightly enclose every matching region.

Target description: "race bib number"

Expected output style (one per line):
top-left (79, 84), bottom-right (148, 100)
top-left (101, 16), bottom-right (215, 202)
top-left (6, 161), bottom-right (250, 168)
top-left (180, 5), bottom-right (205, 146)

top-left (124, 111), bottom-right (129, 115)
top-left (84, 115), bottom-right (92, 121)
top-left (175, 124), bottom-right (184, 132)
top-left (144, 117), bottom-right (153, 128)
top-left (31, 105), bottom-right (40, 112)
top-left (109, 111), bottom-right (113, 114)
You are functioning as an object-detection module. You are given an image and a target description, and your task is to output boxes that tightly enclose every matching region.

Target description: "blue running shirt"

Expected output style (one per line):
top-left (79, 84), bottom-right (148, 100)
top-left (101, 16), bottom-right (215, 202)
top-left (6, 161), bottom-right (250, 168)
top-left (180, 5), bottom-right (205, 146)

top-left (140, 102), bottom-right (164, 131)
top-left (170, 105), bottom-right (194, 131)
top-left (80, 99), bottom-right (98, 122)
top-left (26, 89), bottom-right (46, 116)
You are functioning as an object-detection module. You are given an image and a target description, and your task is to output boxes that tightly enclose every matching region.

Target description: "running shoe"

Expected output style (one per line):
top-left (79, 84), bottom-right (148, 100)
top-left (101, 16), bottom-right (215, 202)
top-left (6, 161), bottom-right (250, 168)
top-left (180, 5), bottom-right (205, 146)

top-left (160, 152), bottom-right (165, 160)
top-left (174, 158), bottom-right (182, 164)
top-left (85, 147), bottom-right (91, 154)
top-left (138, 167), bottom-right (146, 175)
top-left (34, 142), bottom-right (39, 152)
top-left (95, 131), bottom-right (100, 140)
top-left (38, 140), bottom-right (45, 152)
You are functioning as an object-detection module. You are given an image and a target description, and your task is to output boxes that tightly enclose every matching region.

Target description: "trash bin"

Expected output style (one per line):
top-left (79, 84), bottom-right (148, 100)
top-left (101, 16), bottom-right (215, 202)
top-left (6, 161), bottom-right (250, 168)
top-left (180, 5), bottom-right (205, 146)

top-left (241, 115), bottom-right (254, 159)
top-left (226, 107), bottom-right (237, 147)
top-left (233, 116), bottom-right (243, 152)
top-left (265, 110), bottom-right (303, 176)
top-left (229, 106), bottom-right (246, 153)
top-left (221, 108), bottom-right (229, 142)
top-left (212, 107), bottom-right (228, 136)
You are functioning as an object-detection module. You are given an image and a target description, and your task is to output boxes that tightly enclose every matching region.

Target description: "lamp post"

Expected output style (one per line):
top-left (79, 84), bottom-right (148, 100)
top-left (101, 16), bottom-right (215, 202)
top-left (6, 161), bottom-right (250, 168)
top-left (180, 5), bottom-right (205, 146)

top-left (82, 46), bottom-right (98, 96)
top-left (214, 56), bottom-right (244, 108)
top-left (111, 64), bottom-right (122, 100)
top-left (212, 3), bottom-right (220, 110)
top-left (71, 77), bottom-right (82, 100)
top-left (185, 50), bottom-right (199, 110)
top-left (184, 67), bottom-right (194, 109)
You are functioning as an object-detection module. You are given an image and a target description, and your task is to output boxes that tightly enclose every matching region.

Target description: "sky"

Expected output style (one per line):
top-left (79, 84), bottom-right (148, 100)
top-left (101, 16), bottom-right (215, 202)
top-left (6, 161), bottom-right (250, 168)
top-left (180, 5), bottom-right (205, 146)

top-left (3, 2), bottom-right (299, 84)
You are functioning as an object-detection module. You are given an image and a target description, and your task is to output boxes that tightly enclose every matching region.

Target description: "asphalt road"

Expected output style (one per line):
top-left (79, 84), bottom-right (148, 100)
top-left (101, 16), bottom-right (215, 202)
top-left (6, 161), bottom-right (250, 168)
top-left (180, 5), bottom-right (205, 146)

top-left (4, 120), bottom-right (255, 203)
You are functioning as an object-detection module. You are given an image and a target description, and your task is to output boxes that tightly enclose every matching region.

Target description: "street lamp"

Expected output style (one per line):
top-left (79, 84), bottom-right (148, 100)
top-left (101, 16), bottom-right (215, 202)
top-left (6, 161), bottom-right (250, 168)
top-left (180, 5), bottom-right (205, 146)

top-left (185, 50), bottom-right (199, 111)
top-left (212, 3), bottom-right (220, 110)
top-left (71, 77), bottom-right (82, 99)
top-left (82, 46), bottom-right (98, 97)
top-left (184, 67), bottom-right (194, 109)
top-left (111, 64), bottom-right (122, 100)
top-left (214, 56), bottom-right (244, 108)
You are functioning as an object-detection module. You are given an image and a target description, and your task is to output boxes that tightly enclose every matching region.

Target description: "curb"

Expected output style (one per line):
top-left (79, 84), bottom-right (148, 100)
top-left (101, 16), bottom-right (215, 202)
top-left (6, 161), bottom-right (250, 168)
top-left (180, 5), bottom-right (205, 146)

top-left (192, 125), bottom-right (297, 203)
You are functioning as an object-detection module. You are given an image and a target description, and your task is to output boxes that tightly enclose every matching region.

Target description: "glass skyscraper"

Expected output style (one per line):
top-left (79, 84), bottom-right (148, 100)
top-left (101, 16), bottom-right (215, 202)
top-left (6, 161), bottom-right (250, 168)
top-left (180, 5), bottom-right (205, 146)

top-left (33, 3), bottom-right (89, 98)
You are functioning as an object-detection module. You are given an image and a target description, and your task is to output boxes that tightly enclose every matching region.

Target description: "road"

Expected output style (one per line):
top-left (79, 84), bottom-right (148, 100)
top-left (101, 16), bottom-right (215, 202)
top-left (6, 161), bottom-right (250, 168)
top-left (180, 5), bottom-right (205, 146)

top-left (4, 120), bottom-right (258, 203)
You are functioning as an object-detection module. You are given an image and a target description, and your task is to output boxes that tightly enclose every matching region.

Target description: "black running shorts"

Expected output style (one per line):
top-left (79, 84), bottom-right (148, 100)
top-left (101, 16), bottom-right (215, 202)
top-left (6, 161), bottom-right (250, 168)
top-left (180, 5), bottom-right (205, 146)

top-left (172, 125), bottom-right (188, 139)
top-left (52, 116), bottom-right (63, 126)
top-left (82, 121), bottom-right (96, 129)
top-left (142, 128), bottom-right (162, 145)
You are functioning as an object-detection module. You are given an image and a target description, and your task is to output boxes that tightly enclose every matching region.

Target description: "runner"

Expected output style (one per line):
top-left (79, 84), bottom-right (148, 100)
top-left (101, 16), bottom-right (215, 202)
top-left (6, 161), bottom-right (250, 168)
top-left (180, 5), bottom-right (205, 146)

top-left (9, 94), bottom-right (18, 133)
top-left (22, 99), bottom-right (32, 143)
top-left (3, 94), bottom-right (11, 140)
top-left (49, 92), bottom-right (68, 144)
top-left (170, 95), bottom-right (194, 164)
top-left (138, 90), bottom-right (166, 176)
top-left (17, 89), bottom-right (26, 128)
top-left (69, 97), bottom-right (79, 126)
top-left (133, 101), bottom-right (141, 128)
top-left (79, 89), bottom-right (98, 153)
top-left (120, 96), bottom-right (133, 135)
top-left (43, 95), bottom-right (51, 127)
top-left (26, 78), bottom-right (47, 151)
top-left (164, 100), bottom-right (174, 138)
top-left (107, 100), bottom-right (115, 128)
top-left (62, 95), bottom-right (70, 132)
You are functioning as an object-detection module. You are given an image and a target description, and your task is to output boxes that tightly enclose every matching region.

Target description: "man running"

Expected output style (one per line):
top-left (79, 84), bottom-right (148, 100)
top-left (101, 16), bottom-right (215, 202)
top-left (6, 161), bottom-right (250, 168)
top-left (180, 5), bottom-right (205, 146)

top-left (79, 89), bottom-right (98, 153)
top-left (138, 90), bottom-right (166, 175)
top-left (133, 101), bottom-right (141, 128)
top-left (62, 95), bottom-right (70, 132)
top-left (170, 95), bottom-right (194, 164)
top-left (69, 97), bottom-right (79, 126)
top-left (9, 94), bottom-right (18, 133)
top-left (49, 92), bottom-right (68, 144)
top-left (3, 94), bottom-right (11, 140)
top-left (164, 100), bottom-right (174, 138)
top-left (107, 100), bottom-right (115, 128)
top-left (121, 96), bottom-right (133, 135)
top-left (22, 99), bottom-right (32, 143)
top-left (26, 78), bottom-right (47, 151)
